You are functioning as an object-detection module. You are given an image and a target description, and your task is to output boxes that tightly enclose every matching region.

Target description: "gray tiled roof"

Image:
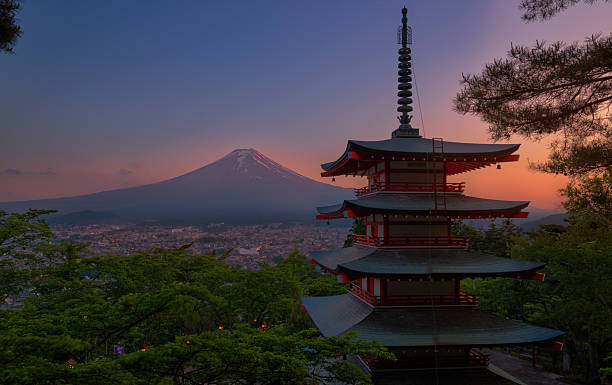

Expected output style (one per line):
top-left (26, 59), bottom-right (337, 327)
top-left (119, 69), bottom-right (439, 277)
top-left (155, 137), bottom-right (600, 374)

top-left (311, 247), bottom-right (545, 277)
top-left (316, 194), bottom-right (529, 216)
top-left (372, 367), bottom-right (526, 385)
top-left (322, 138), bottom-right (520, 171)
top-left (301, 294), bottom-right (372, 336)
top-left (302, 294), bottom-right (564, 347)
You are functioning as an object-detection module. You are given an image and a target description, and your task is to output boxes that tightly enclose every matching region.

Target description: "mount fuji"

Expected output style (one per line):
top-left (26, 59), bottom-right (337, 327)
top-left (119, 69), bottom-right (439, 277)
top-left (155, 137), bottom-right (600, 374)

top-left (1, 149), bottom-right (353, 223)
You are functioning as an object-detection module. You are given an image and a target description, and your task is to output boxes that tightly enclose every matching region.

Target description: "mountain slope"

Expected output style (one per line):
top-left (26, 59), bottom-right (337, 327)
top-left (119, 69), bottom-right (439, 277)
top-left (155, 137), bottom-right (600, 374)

top-left (1, 149), bottom-right (353, 223)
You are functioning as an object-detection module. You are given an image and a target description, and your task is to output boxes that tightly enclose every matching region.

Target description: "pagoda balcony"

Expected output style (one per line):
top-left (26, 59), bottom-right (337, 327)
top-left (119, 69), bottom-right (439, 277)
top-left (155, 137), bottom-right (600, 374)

top-left (349, 282), bottom-right (479, 307)
top-left (355, 182), bottom-right (465, 197)
top-left (352, 234), bottom-right (469, 248)
top-left (370, 349), bottom-right (490, 369)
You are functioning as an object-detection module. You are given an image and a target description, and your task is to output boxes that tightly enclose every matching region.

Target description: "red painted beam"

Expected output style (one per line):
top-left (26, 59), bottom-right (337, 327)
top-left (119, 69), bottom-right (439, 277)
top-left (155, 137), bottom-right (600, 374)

top-left (520, 272), bottom-right (546, 281)
top-left (339, 272), bottom-right (350, 283)
top-left (316, 213), bottom-right (345, 220)
top-left (538, 340), bottom-right (564, 351)
top-left (504, 211), bottom-right (529, 218)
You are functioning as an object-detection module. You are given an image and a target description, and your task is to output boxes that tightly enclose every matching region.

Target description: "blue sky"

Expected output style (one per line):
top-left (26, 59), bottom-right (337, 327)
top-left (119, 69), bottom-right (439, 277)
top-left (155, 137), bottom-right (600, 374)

top-left (1, 0), bottom-right (611, 207)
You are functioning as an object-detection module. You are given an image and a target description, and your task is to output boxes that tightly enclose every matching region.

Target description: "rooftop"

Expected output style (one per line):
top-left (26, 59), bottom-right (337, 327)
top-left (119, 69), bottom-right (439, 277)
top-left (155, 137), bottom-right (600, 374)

top-left (371, 366), bottom-right (527, 385)
top-left (301, 294), bottom-right (563, 347)
top-left (311, 247), bottom-right (545, 277)
top-left (321, 138), bottom-right (520, 177)
top-left (316, 193), bottom-right (529, 218)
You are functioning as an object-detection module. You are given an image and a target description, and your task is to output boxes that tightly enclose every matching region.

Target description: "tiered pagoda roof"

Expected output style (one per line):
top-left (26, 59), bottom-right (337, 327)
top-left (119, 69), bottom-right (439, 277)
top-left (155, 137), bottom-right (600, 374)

top-left (321, 138), bottom-right (520, 177)
top-left (372, 367), bottom-right (528, 385)
top-left (302, 294), bottom-right (564, 347)
top-left (311, 247), bottom-right (545, 278)
top-left (317, 194), bottom-right (529, 219)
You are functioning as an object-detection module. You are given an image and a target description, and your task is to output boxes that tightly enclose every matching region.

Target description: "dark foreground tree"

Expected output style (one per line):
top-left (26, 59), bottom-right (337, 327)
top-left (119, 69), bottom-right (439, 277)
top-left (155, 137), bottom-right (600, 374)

top-left (455, 1), bottom-right (612, 176)
top-left (0, 0), bottom-right (22, 53)
top-left (520, 0), bottom-right (611, 21)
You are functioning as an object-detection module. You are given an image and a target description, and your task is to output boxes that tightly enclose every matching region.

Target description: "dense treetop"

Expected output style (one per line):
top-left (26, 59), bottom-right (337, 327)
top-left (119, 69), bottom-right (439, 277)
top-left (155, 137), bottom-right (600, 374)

top-left (0, 210), bottom-right (390, 385)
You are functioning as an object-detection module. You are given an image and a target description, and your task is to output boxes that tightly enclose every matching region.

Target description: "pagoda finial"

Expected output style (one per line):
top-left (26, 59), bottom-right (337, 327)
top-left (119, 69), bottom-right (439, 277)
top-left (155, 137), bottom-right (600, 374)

top-left (393, 6), bottom-right (420, 138)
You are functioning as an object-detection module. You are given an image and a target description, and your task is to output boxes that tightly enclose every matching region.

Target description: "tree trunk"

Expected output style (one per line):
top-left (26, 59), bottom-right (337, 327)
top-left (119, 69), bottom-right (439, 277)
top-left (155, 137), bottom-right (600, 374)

top-left (584, 344), bottom-right (602, 385)
top-left (563, 348), bottom-right (571, 374)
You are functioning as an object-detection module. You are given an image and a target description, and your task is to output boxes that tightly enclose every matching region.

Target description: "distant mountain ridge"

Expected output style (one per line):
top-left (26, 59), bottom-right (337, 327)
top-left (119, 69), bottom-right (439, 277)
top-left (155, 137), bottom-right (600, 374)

top-left (1, 149), bottom-right (353, 224)
top-left (518, 212), bottom-right (570, 231)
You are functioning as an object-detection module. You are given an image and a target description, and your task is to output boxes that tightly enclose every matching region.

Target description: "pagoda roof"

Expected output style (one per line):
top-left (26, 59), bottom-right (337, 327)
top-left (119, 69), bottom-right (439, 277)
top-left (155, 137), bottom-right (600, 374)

top-left (301, 294), bottom-right (564, 347)
top-left (372, 367), bottom-right (527, 385)
top-left (317, 193), bottom-right (529, 218)
top-left (321, 138), bottom-right (520, 176)
top-left (311, 247), bottom-right (545, 277)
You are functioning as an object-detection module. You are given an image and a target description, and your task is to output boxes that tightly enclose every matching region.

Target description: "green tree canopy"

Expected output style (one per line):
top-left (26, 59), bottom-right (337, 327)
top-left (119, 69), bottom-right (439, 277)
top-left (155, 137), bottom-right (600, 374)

top-left (0, 211), bottom-right (390, 384)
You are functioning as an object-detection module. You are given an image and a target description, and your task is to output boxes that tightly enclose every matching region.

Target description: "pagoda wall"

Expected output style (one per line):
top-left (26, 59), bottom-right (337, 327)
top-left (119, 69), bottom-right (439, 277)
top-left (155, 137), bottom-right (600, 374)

top-left (372, 348), bottom-right (489, 370)
top-left (387, 224), bottom-right (448, 237)
top-left (366, 160), bottom-right (445, 186)
top-left (387, 279), bottom-right (456, 297)
top-left (365, 214), bottom-right (451, 239)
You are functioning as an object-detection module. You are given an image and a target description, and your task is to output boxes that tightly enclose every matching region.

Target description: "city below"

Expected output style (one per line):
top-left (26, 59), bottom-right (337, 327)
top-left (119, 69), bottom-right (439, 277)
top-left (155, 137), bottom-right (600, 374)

top-left (52, 222), bottom-right (350, 269)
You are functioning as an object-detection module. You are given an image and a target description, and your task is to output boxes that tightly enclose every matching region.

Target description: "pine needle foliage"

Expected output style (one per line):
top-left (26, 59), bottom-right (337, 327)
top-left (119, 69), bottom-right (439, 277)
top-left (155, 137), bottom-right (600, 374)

top-left (0, 0), bottom-right (21, 54)
top-left (455, 0), bottom-right (612, 176)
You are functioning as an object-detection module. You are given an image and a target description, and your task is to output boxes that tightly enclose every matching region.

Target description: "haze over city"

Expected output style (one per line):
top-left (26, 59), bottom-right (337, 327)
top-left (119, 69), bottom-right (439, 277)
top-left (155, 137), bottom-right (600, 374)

top-left (2, 1), bottom-right (611, 208)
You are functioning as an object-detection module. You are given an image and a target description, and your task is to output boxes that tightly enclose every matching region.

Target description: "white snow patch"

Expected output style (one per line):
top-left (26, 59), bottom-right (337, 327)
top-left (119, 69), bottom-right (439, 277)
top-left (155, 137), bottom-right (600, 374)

top-left (218, 148), bottom-right (310, 179)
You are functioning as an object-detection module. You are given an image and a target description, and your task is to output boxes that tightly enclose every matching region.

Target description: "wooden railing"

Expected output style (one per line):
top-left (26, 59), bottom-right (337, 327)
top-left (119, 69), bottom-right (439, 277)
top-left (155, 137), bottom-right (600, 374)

top-left (349, 282), bottom-right (376, 303)
top-left (352, 235), bottom-right (469, 248)
top-left (378, 290), bottom-right (480, 306)
top-left (355, 182), bottom-right (464, 196)
top-left (349, 283), bottom-right (479, 306)
top-left (371, 349), bottom-right (490, 369)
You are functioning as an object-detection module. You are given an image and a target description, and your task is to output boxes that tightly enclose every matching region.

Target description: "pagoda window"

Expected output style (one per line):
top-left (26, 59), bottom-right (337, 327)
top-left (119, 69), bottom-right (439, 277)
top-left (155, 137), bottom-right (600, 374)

top-left (366, 224), bottom-right (372, 237)
top-left (390, 160), bottom-right (412, 169)
top-left (388, 171), bottom-right (443, 184)
top-left (377, 223), bottom-right (385, 238)
top-left (361, 277), bottom-right (368, 291)
top-left (367, 277), bottom-right (375, 294)
top-left (373, 278), bottom-right (381, 296)
top-left (376, 162), bottom-right (385, 172)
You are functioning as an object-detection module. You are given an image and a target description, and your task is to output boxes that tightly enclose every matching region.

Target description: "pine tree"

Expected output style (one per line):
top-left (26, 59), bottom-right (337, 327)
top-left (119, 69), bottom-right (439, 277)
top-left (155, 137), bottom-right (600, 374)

top-left (455, 0), bottom-right (612, 176)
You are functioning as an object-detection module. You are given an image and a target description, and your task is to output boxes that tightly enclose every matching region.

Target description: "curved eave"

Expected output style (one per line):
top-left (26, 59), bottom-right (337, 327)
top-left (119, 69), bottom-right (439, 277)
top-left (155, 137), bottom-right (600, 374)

top-left (321, 139), bottom-right (520, 177)
top-left (348, 307), bottom-right (564, 348)
top-left (301, 294), bottom-right (564, 348)
top-left (316, 194), bottom-right (529, 219)
top-left (310, 247), bottom-right (546, 278)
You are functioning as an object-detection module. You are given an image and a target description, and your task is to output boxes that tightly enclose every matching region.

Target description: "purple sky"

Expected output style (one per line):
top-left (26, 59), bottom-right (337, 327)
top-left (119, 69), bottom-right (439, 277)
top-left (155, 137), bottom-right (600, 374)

top-left (1, 1), bottom-right (611, 208)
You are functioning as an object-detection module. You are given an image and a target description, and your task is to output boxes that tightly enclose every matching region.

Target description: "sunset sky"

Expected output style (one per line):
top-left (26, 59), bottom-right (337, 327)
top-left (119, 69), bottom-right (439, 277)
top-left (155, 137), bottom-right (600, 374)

top-left (1, 1), bottom-right (611, 209)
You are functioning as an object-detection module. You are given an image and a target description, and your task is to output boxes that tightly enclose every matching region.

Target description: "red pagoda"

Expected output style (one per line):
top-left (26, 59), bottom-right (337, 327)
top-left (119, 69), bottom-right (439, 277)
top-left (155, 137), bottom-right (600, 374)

top-left (302, 7), bottom-right (564, 384)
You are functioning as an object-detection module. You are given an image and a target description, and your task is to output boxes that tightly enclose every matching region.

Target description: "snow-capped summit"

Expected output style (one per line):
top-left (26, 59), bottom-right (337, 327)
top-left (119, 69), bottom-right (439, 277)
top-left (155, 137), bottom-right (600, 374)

top-left (215, 148), bottom-right (302, 179)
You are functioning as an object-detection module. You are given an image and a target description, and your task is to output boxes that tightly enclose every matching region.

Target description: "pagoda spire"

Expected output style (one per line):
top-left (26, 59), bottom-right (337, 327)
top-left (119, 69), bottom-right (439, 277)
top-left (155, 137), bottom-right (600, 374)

top-left (394, 7), bottom-right (420, 138)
